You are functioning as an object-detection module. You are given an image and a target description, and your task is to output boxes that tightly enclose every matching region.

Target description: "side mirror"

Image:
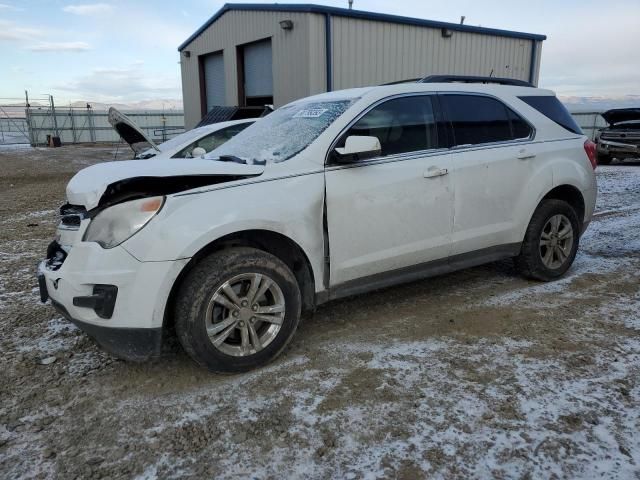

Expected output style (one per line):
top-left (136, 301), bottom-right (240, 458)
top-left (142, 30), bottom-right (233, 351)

top-left (192, 147), bottom-right (207, 158)
top-left (333, 135), bottom-right (381, 163)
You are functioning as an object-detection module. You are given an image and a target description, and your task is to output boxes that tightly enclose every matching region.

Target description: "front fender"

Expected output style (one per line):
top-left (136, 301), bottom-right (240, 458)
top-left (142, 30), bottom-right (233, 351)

top-left (122, 173), bottom-right (326, 290)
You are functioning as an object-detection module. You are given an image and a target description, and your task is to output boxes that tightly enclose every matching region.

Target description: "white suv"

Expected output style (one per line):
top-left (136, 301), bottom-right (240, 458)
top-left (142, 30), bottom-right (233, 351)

top-left (38, 77), bottom-right (598, 372)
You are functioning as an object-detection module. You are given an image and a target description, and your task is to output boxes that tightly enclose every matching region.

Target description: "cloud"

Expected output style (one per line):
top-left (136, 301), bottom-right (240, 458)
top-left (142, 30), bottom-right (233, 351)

top-left (0, 3), bottom-right (23, 11)
top-left (28, 41), bottom-right (91, 52)
top-left (62, 3), bottom-right (112, 15)
top-left (538, 7), bottom-right (640, 97)
top-left (0, 20), bottom-right (42, 41)
top-left (53, 63), bottom-right (182, 102)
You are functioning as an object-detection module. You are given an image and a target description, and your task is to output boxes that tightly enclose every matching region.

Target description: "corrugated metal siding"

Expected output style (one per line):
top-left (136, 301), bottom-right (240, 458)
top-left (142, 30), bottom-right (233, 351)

top-left (180, 11), bottom-right (543, 129)
top-left (531, 40), bottom-right (543, 84)
top-left (329, 16), bottom-right (534, 90)
top-left (180, 10), bottom-right (313, 128)
top-left (307, 13), bottom-right (328, 96)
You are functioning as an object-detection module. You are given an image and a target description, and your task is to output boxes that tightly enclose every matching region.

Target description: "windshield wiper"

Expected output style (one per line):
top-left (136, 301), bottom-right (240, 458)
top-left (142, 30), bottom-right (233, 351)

top-left (216, 155), bottom-right (247, 164)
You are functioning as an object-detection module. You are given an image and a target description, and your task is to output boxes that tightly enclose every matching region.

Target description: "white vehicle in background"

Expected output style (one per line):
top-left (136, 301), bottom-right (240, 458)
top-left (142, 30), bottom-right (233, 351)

top-left (107, 107), bottom-right (254, 160)
top-left (40, 76), bottom-right (597, 373)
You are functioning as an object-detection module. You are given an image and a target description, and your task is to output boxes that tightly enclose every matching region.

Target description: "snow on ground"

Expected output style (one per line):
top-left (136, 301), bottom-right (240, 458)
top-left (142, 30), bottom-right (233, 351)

top-left (1, 153), bottom-right (639, 479)
top-left (0, 143), bottom-right (31, 151)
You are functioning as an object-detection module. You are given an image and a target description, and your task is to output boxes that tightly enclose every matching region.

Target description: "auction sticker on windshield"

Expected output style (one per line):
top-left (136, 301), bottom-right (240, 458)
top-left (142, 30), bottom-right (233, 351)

top-left (293, 108), bottom-right (328, 119)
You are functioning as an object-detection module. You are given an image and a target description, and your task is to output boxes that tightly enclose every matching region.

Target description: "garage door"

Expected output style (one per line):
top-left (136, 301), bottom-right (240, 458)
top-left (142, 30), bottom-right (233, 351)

top-left (243, 39), bottom-right (273, 101)
top-left (203, 52), bottom-right (225, 110)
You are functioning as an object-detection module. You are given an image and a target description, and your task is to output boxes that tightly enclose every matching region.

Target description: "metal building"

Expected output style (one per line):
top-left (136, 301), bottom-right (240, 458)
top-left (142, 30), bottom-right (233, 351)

top-left (178, 4), bottom-right (546, 129)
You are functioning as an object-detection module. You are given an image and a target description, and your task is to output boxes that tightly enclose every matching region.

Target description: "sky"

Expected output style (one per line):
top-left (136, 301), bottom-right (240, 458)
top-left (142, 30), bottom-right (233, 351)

top-left (1, 0), bottom-right (639, 107)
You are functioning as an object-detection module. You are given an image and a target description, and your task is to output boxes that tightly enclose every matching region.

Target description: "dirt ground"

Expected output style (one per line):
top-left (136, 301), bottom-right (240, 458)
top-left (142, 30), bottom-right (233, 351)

top-left (1, 145), bottom-right (639, 479)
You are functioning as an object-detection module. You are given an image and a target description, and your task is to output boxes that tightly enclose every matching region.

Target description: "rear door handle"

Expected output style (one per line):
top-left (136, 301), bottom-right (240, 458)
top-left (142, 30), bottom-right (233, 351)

top-left (517, 149), bottom-right (536, 160)
top-left (423, 167), bottom-right (448, 178)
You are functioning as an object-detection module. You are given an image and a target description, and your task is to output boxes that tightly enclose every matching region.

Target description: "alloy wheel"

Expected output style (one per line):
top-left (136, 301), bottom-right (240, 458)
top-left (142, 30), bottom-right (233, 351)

top-left (205, 273), bottom-right (285, 357)
top-left (539, 214), bottom-right (574, 269)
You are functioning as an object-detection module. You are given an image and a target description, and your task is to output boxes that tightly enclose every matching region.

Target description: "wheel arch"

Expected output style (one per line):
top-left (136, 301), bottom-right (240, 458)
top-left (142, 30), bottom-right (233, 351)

top-left (163, 229), bottom-right (317, 331)
top-left (541, 184), bottom-right (585, 223)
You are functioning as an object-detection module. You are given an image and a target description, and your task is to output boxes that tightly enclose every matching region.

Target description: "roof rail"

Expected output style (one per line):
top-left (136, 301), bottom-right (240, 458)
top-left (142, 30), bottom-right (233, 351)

top-left (380, 78), bottom-right (422, 86)
top-left (420, 75), bottom-right (534, 87)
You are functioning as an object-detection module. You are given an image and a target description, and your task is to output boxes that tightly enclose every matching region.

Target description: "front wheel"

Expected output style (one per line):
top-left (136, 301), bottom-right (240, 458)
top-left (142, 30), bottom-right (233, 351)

top-left (515, 199), bottom-right (580, 281)
top-left (174, 247), bottom-right (302, 373)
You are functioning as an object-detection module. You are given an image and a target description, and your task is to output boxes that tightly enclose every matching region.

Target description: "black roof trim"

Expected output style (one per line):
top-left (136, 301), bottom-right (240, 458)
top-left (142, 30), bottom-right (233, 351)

top-left (420, 75), bottom-right (534, 87)
top-left (178, 3), bottom-right (547, 51)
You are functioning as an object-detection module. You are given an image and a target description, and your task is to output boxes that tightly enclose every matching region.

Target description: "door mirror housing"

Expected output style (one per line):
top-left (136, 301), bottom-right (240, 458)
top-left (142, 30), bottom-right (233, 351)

top-left (333, 135), bottom-right (381, 163)
top-left (191, 147), bottom-right (207, 158)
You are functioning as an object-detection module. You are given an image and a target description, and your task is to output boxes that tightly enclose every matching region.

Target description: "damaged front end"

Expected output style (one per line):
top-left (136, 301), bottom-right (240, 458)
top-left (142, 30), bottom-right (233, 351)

top-left (39, 159), bottom-right (264, 303)
top-left (65, 158), bottom-right (265, 211)
top-left (597, 108), bottom-right (640, 161)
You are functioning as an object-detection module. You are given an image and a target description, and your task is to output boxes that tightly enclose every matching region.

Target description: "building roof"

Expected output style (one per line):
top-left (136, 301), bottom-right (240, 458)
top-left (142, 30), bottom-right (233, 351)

top-left (178, 3), bottom-right (547, 51)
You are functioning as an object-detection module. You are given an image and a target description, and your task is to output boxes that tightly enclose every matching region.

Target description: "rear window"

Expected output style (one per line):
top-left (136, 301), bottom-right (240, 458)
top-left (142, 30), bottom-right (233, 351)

top-left (518, 96), bottom-right (582, 135)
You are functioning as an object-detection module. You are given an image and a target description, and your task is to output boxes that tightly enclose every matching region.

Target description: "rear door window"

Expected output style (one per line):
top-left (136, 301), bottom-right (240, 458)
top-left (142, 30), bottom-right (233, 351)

top-left (340, 95), bottom-right (439, 157)
top-left (518, 95), bottom-right (582, 135)
top-left (440, 94), bottom-right (531, 146)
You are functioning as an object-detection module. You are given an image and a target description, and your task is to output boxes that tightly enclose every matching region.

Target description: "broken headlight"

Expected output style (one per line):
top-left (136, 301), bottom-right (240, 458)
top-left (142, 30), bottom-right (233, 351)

top-left (83, 196), bottom-right (165, 248)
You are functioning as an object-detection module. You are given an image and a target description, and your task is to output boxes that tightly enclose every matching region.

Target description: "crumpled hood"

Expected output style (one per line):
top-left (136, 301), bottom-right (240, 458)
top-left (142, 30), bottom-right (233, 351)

top-left (66, 158), bottom-right (264, 210)
top-left (601, 108), bottom-right (640, 126)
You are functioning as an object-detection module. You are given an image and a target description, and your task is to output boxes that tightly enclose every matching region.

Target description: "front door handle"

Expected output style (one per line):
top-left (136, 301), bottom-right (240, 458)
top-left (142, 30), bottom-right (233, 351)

top-left (423, 167), bottom-right (449, 178)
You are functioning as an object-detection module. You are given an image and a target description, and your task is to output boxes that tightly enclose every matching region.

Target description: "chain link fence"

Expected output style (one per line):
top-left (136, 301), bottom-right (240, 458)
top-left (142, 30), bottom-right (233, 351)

top-left (0, 94), bottom-right (611, 147)
top-left (0, 95), bottom-right (185, 147)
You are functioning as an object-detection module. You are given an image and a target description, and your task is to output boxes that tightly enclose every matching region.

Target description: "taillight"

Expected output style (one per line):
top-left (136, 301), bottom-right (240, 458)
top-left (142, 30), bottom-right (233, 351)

top-left (584, 139), bottom-right (597, 170)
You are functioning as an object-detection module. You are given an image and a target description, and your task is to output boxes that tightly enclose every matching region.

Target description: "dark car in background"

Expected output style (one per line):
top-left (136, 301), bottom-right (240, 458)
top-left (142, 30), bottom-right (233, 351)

top-left (596, 108), bottom-right (640, 164)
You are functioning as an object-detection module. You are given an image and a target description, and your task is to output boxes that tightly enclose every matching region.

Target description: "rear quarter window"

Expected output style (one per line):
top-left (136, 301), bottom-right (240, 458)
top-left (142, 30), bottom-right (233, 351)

top-left (518, 96), bottom-right (583, 135)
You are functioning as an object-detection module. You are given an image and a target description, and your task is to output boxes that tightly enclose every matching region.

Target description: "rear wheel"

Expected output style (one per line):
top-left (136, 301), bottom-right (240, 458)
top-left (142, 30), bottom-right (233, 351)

top-left (515, 199), bottom-right (580, 281)
top-left (174, 247), bottom-right (301, 373)
top-left (597, 153), bottom-right (612, 165)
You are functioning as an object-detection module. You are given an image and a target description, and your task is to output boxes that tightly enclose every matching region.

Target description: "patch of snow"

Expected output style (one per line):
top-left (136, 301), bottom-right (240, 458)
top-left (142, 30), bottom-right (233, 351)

top-left (0, 143), bottom-right (31, 151)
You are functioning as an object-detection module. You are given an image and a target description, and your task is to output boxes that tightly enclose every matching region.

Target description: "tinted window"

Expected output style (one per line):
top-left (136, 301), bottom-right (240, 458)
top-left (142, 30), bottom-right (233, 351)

top-left (507, 108), bottom-right (533, 139)
top-left (342, 96), bottom-right (438, 157)
top-left (174, 123), bottom-right (250, 158)
top-left (518, 96), bottom-right (582, 135)
top-left (441, 95), bottom-right (515, 146)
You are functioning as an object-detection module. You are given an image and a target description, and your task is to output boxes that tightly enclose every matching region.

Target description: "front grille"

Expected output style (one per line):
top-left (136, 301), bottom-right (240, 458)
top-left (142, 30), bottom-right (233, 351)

top-left (600, 131), bottom-right (640, 142)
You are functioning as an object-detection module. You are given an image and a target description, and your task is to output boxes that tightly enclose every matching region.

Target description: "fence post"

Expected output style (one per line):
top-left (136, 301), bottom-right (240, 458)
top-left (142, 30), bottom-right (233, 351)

top-left (50, 95), bottom-right (60, 139)
top-left (69, 108), bottom-right (78, 144)
top-left (87, 104), bottom-right (96, 143)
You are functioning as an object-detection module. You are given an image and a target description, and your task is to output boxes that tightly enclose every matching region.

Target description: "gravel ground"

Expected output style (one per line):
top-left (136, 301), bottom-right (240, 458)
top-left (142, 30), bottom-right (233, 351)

top-left (1, 145), bottom-right (639, 479)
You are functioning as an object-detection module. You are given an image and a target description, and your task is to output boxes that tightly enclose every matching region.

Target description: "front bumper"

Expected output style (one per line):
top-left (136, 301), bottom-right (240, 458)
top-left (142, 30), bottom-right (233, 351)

top-left (597, 139), bottom-right (639, 156)
top-left (52, 299), bottom-right (163, 361)
top-left (38, 240), bottom-right (189, 361)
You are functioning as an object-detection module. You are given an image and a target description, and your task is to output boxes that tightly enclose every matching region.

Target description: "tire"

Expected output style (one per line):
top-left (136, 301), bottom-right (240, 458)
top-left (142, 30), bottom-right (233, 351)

top-left (174, 247), bottom-right (302, 373)
top-left (515, 199), bottom-right (580, 281)
top-left (597, 153), bottom-right (612, 165)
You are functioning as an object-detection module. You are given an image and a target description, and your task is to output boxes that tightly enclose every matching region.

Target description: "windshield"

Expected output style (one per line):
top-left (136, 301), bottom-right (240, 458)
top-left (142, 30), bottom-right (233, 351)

top-left (207, 99), bottom-right (355, 164)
